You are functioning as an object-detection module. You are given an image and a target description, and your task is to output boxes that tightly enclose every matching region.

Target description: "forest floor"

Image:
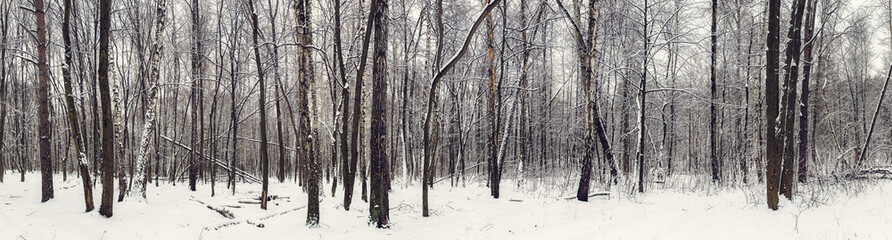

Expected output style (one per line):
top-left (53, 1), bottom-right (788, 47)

top-left (1, 172), bottom-right (891, 240)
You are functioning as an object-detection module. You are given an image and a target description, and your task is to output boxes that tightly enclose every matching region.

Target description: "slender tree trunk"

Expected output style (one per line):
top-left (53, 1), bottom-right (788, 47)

top-left (18, 56), bottom-right (24, 183)
top-left (765, 0), bottom-right (782, 211)
top-left (112, 55), bottom-right (127, 202)
top-left (346, 0), bottom-right (377, 211)
top-left (798, 0), bottom-right (817, 183)
top-left (518, 0), bottom-right (529, 187)
top-left (332, 0), bottom-right (352, 211)
top-left (98, 0), bottom-right (116, 217)
top-left (188, 0), bottom-right (203, 192)
top-left (710, 0), bottom-right (719, 183)
top-left (556, 0), bottom-right (619, 194)
top-left (266, 0), bottom-right (286, 184)
top-left (292, 0), bottom-right (321, 226)
top-left (423, 0), bottom-right (445, 217)
top-left (422, 0), bottom-right (501, 215)
top-left (210, 1), bottom-right (225, 196)
top-left (62, 0), bottom-right (94, 210)
top-left (637, 0), bottom-right (649, 193)
top-left (754, 1), bottom-right (768, 183)
top-left (483, 0), bottom-right (502, 199)
top-left (369, 0), bottom-right (390, 228)
top-left (133, 0), bottom-right (167, 199)
top-left (247, 0), bottom-right (270, 210)
top-left (576, 0), bottom-right (598, 201)
top-left (34, 0), bottom-right (54, 203)
top-left (779, 0), bottom-right (807, 200)
top-left (0, 0), bottom-right (9, 184)
top-left (229, 8), bottom-right (240, 195)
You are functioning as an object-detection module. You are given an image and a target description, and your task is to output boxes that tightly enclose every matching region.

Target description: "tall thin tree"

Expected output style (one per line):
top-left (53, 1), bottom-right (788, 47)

top-left (709, 0), bottom-right (719, 183)
top-left (369, 0), bottom-right (390, 228)
top-left (62, 0), bottom-right (95, 210)
top-left (423, 0), bottom-right (502, 216)
top-left (246, 0), bottom-right (271, 210)
top-left (133, 0), bottom-right (167, 199)
top-left (293, 0), bottom-right (321, 226)
top-left (189, 0), bottom-right (204, 192)
top-left (98, 0), bottom-right (116, 217)
top-left (345, 0), bottom-right (377, 211)
top-left (778, 0), bottom-right (807, 200)
top-left (35, 0), bottom-right (54, 203)
top-left (765, 0), bottom-right (782, 211)
top-left (0, 0), bottom-right (10, 184)
top-left (798, 0), bottom-right (817, 183)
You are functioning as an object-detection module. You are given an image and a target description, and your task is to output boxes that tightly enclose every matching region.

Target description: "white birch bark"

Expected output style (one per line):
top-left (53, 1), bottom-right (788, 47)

top-left (134, 0), bottom-right (167, 199)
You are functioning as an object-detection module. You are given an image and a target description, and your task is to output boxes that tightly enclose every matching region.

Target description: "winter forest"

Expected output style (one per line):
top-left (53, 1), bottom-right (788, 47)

top-left (2, 0), bottom-right (892, 238)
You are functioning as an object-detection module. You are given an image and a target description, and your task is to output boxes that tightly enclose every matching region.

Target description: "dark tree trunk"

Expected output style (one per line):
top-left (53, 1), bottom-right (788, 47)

top-left (188, 0), bottom-right (203, 192)
top-left (484, 0), bottom-right (503, 199)
top-left (518, 0), bottom-right (529, 187)
top-left (247, 0), bottom-right (270, 210)
top-left (346, 0), bottom-right (377, 211)
top-left (765, 0), bottom-right (782, 211)
top-left (798, 0), bottom-right (817, 183)
top-left (710, 0), bottom-right (719, 183)
top-left (637, 0), bottom-right (649, 193)
top-left (62, 0), bottom-right (94, 210)
top-left (229, 8), bottom-right (240, 195)
top-left (423, 0), bottom-right (445, 217)
top-left (779, 0), bottom-right (807, 200)
top-left (266, 0), bottom-right (286, 184)
top-left (35, 0), bottom-right (54, 203)
top-left (332, 0), bottom-right (352, 211)
top-left (369, 0), bottom-right (390, 228)
top-left (98, 0), bottom-right (116, 217)
top-left (0, 0), bottom-right (9, 184)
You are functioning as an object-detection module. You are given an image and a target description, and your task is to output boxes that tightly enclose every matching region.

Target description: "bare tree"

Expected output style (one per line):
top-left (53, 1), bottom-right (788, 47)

top-left (369, 0), bottom-right (390, 228)
top-left (709, 0), bottom-right (719, 183)
top-left (188, 0), bottom-right (206, 193)
top-left (98, 0), bottom-right (116, 217)
top-left (293, 0), bottom-right (321, 226)
top-left (798, 0), bottom-right (817, 183)
top-left (246, 0), bottom-right (271, 210)
top-left (133, 0), bottom-right (168, 200)
top-left (62, 0), bottom-right (94, 210)
top-left (423, 0), bottom-right (503, 217)
top-left (765, 0), bottom-right (782, 211)
top-left (556, 0), bottom-right (619, 201)
top-left (0, 0), bottom-right (10, 184)
top-left (346, 0), bottom-right (377, 211)
top-left (778, 0), bottom-right (807, 200)
top-left (34, 0), bottom-right (54, 203)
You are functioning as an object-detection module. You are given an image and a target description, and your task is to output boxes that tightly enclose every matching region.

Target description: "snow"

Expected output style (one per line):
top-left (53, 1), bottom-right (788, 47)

top-left (2, 173), bottom-right (891, 239)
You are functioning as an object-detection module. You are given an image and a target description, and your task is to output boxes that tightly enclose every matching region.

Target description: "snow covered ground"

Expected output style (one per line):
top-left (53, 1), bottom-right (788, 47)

top-left (2, 173), bottom-right (890, 240)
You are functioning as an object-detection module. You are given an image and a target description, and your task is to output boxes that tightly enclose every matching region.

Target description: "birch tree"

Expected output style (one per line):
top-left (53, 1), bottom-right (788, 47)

top-left (133, 0), bottom-right (168, 199)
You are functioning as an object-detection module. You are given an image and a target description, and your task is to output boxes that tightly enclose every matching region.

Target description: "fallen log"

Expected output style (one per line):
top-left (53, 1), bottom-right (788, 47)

top-left (190, 197), bottom-right (235, 219)
top-left (562, 192), bottom-right (610, 200)
top-left (161, 135), bottom-right (261, 184)
top-left (204, 205), bottom-right (307, 231)
top-left (845, 167), bottom-right (892, 180)
top-left (254, 195), bottom-right (289, 201)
